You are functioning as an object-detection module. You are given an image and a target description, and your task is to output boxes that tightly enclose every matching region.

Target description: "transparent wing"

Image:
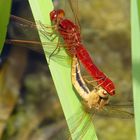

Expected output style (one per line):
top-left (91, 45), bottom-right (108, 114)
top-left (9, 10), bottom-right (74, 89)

top-left (64, 107), bottom-right (96, 140)
top-left (10, 15), bottom-right (78, 42)
top-left (50, 102), bottom-right (134, 140)
top-left (67, 0), bottom-right (81, 30)
top-left (7, 16), bottom-right (73, 67)
top-left (96, 103), bottom-right (134, 119)
top-left (5, 39), bottom-right (72, 67)
top-left (10, 15), bottom-right (53, 37)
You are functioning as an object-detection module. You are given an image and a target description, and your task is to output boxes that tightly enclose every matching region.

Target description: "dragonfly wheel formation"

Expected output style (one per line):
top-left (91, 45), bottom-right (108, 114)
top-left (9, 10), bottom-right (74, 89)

top-left (71, 56), bottom-right (109, 110)
top-left (8, 9), bottom-right (115, 97)
top-left (8, 9), bottom-right (115, 109)
top-left (71, 56), bottom-right (134, 119)
top-left (50, 9), bottom-right (115, 96)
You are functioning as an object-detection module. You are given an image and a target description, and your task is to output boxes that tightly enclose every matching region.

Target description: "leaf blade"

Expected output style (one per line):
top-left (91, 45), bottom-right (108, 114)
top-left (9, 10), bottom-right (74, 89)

top-left (28, 0), bottom-right (97, 139)
top-left (131, 0), bottom-right (140, 139)
top-left (0, 0), bottom-right (11, 53)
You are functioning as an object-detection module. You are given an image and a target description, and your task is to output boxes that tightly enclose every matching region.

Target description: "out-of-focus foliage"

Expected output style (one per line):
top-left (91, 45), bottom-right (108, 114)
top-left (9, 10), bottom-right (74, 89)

top-left (80, 0), bottom-right (130, 35)
top-left (2, 71), bottom-right (66, 140)
top-left (0, 48), bottom-right (28, 139)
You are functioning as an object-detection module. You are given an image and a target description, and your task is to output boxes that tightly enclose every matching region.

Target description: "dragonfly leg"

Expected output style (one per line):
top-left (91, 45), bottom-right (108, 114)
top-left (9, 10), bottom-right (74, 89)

top-left (48, 37), bottom-right (61, 62)
top-left (38, 21), bottom-right (58, 41)
top-left (83, 76), bottom-right (110, 94)
top-left (83, 75), bottom-right (106, 86)
top-left (50, 34), bottom-right (58, 41)
top-left (99, 98), bottom-right (109, 109)
top-left (82, 75), bottom-right (98, 87)
top-left (10, 15), bottom-right (57, 40)
top-left (39, 28), bottom-right (58, 41)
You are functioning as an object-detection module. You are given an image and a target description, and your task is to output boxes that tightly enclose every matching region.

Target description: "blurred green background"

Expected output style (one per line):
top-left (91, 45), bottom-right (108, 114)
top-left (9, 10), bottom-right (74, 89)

top-left (0, 0), bottom-right (135, 140)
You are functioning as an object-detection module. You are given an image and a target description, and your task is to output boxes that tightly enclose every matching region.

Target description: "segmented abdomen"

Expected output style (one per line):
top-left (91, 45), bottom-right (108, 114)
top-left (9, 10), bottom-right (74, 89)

top-left (75, 45), bottom-right (115, 95)
top-left (58, 19), bottom-right (115, 95)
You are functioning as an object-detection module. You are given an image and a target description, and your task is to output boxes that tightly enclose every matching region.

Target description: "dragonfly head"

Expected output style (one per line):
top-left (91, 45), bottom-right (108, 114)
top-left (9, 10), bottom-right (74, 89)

top-left (50, 9), bottom-right (65, 24)
top-left (85, 87), bottom-right (109, 110)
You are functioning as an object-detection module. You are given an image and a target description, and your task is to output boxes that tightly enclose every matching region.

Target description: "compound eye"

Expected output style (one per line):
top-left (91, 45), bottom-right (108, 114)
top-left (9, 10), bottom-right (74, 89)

top-left (58, 9), bottom-right (65, 17)
top-left (50, 10), bottom-right (57, 22)
top-left (50, 9), bottom-right (65, 24)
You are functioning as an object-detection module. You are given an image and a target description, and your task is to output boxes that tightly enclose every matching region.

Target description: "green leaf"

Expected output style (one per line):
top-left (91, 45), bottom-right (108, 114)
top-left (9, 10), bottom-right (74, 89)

top-left (138, 0), bottom-right (140, 23)
top-left (131, 0), bottom-right (140, 139)
top-left (0, 0), bottom-right (11, 53)
top-left (28, 0), bottom-right (97, 139)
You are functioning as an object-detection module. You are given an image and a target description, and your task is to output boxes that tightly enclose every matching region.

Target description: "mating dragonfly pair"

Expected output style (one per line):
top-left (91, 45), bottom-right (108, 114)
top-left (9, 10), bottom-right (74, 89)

top-left (5, 9), bottom-right (133, 117)
top-left (4, 8), bottom-right (134, 139)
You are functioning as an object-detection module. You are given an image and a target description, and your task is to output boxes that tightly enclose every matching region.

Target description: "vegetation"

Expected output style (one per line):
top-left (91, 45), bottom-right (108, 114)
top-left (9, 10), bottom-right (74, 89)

top-left (0, 0), bottom-right (136, 140)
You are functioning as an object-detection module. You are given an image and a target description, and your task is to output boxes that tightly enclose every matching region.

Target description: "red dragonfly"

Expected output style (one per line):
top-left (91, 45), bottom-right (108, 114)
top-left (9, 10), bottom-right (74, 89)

top-left (50, 9), bottom-right (115, 96)
top-left (7, 8), bottom-right (115, 97)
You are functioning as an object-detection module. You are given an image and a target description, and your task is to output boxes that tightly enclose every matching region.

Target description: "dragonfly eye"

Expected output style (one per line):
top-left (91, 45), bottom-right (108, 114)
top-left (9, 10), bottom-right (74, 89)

top-left (50, 9), bottom-right (65, 23)
top-left (50, 10), bottom-right (57, 23)
top-left (57, 9), bottom-right (65, 19)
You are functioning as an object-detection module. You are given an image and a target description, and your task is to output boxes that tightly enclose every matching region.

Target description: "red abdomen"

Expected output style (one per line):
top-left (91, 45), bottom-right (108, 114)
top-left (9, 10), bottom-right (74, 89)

top-left (75, 45), bottom-right (115, 95)
top-left (58, 19), bottom-right (115, 95)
